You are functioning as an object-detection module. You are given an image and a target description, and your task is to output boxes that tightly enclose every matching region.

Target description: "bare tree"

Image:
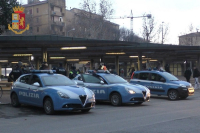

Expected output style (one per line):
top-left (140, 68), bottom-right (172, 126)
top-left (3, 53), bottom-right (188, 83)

top-left (120, 27), bottom-right (147, 42)
top-left (66, 0), bottom-right (119, 40)
top-left (142, 14), bottom-right (156, 42)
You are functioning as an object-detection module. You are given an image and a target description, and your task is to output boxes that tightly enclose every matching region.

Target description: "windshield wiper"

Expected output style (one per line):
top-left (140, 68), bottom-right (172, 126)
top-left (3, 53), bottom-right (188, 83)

top-left (170, 80), bottom-right (179, 81)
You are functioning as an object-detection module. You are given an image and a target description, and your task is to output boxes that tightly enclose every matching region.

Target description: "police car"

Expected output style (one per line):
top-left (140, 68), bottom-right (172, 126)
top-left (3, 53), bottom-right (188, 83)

top-left (73, 70), bottom-right (150, 106)
top-left (10, 70), bottom-right (95, 115)
top-left (129, 70), bottom-right (195, 100)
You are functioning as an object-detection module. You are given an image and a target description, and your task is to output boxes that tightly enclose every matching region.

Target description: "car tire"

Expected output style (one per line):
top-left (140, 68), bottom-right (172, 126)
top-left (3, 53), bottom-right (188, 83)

top-left (44, 98), bottom-right (55, 115)
top-left (81, 109), bottom-right (90, 113)
top-left (168, 90), bottom-right (179, 100)
top-left (11, 93), bottom-right (21, 107)
top-left (110, 93), bottom-right (122, 106)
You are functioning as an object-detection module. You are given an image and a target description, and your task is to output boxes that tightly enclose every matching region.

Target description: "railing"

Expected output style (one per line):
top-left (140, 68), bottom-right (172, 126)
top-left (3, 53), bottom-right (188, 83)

top-left (51, 11), bottom-right (62, 16)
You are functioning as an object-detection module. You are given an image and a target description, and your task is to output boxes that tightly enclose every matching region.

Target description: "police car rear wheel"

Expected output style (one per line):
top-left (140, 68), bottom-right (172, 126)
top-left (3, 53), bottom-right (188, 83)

top-left (168, 90), bottom-right (179, 100)
top-left (110, 93), bottom-right (122, 106)
top-left (44, 98), bottom-right (54, 115)
top-left (11, 93), bottom-right (20, 107)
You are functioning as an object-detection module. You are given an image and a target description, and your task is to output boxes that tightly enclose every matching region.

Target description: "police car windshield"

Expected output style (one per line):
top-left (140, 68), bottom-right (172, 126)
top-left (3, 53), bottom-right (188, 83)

top-left (163, 72), bottom-right (179, 81)
top-left (42, 75), bottom-right (75, 86)
top-left (103, 74), bottom-right (128, 84)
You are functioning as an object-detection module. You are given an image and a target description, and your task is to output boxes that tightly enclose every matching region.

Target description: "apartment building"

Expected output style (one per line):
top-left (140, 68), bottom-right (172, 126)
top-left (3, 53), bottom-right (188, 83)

top-left (23, 0), bottom-right (66, 36)
top-left (179, 32), bottom-right (200, 46)
top-left (20, 0), bottom-right (119, 40)
top-left (65, 8), bottom-right (119, 40)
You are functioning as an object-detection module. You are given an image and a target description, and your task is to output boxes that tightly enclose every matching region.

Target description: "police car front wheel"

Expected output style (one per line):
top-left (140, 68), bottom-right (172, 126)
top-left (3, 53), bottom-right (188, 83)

top-left (168, 90), bottom-right (179, 100)
top-left (44, 98), bottom-right (55, 115)
top-left (110, 93), bottom-right (122, 106)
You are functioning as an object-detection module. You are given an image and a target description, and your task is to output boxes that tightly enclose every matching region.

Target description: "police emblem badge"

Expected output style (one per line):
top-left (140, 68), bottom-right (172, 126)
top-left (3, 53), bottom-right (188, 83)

top-left (8, 6), bottom-right (29, 34)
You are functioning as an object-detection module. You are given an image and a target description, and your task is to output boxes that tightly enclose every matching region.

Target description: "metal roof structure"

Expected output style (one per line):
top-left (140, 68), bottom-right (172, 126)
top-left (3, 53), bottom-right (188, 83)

top-left (0, 35), bottom-right (200, 67)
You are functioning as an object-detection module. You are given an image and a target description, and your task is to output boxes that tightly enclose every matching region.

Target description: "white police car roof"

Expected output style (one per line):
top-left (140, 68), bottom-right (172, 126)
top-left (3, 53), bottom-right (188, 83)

top-left (30, 70), bottom-right (56, 74)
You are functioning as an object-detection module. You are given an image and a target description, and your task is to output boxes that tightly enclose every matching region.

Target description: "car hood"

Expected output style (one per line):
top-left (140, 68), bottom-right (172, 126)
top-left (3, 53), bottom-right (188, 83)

top-left (49, 85), bottom-right (93, 98)
top-left (116, 83), bottom-right (148, 92)
top-left (168, 80), bottom-right (191, 87)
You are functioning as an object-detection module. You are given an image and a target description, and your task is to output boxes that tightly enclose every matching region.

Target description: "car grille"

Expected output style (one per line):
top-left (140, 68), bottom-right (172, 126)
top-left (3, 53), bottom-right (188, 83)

top-left (142, 91), bottom-right (146, 97)
top-left (64, 104), bottom-right (82, 108)
top-left (133, 98), bottom-right (145, 102)
top-left (79, 95), bottom-right (87, 104)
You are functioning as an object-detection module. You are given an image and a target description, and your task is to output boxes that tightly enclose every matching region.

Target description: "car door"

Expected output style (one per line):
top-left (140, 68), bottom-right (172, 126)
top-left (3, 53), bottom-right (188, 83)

top-left (82, 74), bottom-right (109, 100)
top-left (27, 74), bottom-right (44, 106)
top-left (148, 73), bottom-right (167, 95)
top-left (134, 72), bottom-right (151, 88)
top-left (16, 74), bottom-right (32, 104)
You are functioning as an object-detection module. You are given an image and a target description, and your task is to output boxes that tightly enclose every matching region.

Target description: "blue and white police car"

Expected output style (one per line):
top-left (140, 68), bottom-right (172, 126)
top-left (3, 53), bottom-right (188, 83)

top-left (130, 70), bottom-right (195, 100)
top-left (73, 70), bottom-right (150, 106)
top-left (10, 70), bottom-right (95, 115)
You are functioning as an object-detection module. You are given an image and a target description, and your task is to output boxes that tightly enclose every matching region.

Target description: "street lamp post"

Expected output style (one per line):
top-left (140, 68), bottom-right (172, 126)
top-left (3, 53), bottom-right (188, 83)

top-left (67, 28), bottom-right (75, 36)
top-left (162, 22), bottom-right (164, 44)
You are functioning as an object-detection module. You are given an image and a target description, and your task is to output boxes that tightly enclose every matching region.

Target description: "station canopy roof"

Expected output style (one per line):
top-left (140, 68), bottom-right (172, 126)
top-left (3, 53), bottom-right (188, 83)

top-left (0, 35), bottom-right (200, 66)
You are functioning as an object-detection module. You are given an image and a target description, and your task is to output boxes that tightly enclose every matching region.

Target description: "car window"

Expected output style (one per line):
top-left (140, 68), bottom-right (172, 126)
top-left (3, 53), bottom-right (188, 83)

top-left (103, 74), bottom-right (127, 84)
top-left (133, 73), bottom-right (139, 79)
top-left (138, 73), bottom-right (149, 80)
top-left (19, 75), bottom-right (31, 84)
top-left (42, 75), bottom-right (75, 86)
top-left (82, 74), bottom-right (101, 83)
top-left (30, 75), bottom-right (42, 86)
top-left (149, 73), bottom-right (157, 81)
top-left (156, 74), bottom-right (166, 82)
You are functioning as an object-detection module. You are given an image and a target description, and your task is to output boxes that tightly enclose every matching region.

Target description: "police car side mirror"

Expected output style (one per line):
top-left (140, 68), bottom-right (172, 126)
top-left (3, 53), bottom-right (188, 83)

top-left (100, 81), bottom-right (104, 84)
top-left (33, 82), bottom-right (40, 87)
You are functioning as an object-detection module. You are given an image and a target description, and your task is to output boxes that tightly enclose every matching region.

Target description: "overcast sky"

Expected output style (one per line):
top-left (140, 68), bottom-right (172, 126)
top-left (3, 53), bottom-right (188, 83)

top-left (19, 0), bottom-right (200, 44)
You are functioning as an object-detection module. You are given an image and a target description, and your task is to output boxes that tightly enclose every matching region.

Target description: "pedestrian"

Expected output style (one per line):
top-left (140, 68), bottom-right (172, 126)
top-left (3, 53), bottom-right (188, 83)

top-left (9, 64), bottom-right (23, 82)
top-left (193, 66), bottom-right (200, 89)
top-left (165, 64), bottom-right (170, 73)
top-left (69, 66), bottom-right (78, 79)
top-left (56, 63), bottom-right (67, 76)
top-left (130, 67), bottom-right (135, 77)
top-left (39, 62), bottom-right (49, 70)
top-left (184, 67), bottom-right (192, 83)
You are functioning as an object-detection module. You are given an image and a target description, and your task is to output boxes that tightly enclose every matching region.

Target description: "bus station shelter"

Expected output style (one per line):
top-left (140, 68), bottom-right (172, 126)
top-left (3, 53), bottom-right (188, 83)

top-left (0, 35), bottom-right (200, 76)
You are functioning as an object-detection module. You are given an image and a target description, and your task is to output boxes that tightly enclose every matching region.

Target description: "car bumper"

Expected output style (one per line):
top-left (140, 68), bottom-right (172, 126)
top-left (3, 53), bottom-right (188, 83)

top-left (53, 98), bottom-right (95, 111)
top-left (122, 93), bottom-right (150, 103)
top-left (178, 87), bottom-right (195, 97)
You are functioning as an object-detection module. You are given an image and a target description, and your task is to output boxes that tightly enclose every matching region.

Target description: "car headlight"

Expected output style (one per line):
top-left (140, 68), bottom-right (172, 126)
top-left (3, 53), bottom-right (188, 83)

top-left (57, 91), bottom-right (70, 99)
top-left (125, 87), bottom-right (136, 94)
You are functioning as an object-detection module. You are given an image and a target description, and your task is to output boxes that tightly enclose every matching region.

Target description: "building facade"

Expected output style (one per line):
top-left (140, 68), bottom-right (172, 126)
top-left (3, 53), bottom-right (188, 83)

top-left (179, 32), bottom-right (200, 46)
top-left (23, 0), bottom-right (66, 36)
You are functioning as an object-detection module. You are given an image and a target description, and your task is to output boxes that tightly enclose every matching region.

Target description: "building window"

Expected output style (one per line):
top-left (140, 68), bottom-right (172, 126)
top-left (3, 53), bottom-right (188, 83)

top-left (36, 17), bottom-right (39, 23)
top-left (37, 27), bottom-right (39, 32)
top-left (37, 8), bottom-right (39, 13)
top-left (29, 9), bottom-right (32, 14)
